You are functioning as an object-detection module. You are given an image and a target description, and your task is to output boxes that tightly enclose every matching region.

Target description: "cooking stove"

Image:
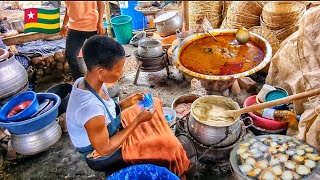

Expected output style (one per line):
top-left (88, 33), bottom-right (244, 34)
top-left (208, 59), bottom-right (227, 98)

top-left (133, 50), bottom-right (170, 85)
top-left (176, 113), bottom-right (250, 179)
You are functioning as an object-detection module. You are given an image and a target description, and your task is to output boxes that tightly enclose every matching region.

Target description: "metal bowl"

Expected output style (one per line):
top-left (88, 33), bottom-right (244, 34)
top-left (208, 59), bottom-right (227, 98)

top-left (172, 29), bottom-right (272, 81)
top-left (171, 94), bottom-right (201, 119)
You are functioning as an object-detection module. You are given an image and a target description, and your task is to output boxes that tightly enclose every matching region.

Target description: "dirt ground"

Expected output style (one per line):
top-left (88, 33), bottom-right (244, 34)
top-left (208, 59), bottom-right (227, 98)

top-left (0, 44), bottom-right (224, 180)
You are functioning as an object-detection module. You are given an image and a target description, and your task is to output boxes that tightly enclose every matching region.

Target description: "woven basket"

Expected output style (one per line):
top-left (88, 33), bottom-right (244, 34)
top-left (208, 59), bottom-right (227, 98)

top-left (263, 2), bottom-right (306, 17)
top-left (188, 1), bottom-right (223, 31)
top-left (274, 24), bottom-right (299, 43)
top-left (222, 1), bottom-right (233, 19)
top-left (228, 13), bottom-right (260, 24)
top-left (262, 2), bottom-right (305, 30)
top-left (230, 1), bottom-right (263, 16)
top-left (249, 26), bottom-right (280, 55)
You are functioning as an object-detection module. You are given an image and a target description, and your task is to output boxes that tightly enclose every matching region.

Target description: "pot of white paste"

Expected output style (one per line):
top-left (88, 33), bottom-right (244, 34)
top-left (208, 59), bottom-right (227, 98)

top-left (188, 95), bottom-right (242, 147)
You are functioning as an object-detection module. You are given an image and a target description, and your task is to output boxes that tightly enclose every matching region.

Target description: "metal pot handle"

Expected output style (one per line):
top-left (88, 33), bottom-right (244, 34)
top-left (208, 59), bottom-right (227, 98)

top-left (176, 29), bottom-right (181, 36)
top-left (241, 116), bottom-right (254, 129)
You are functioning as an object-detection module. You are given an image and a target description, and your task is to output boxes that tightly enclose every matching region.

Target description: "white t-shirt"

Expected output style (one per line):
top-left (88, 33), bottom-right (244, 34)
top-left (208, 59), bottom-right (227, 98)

top-left (66, 77), bottom-right (116, 148)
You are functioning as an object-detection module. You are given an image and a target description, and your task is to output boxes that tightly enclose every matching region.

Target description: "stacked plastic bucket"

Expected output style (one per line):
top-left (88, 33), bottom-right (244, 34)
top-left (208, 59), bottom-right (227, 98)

top-left (0, 91), bottom-right (62, 155)
top-left (111, 1), bottom-right (146, 44)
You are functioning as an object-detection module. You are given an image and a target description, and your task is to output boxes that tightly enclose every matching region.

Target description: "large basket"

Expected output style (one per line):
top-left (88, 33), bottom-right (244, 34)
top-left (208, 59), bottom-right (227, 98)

top-left (221, 1), bottom-right (263, 29)
top-left (274, 24), bottom-right (299, 43)
top-left (249, 26), bottom-right (280, 74)
top-left (229, 1), bottom-right (263, 16)
top-left (262, 2), bottom-right (305, 30)
top-left (188, 1), bottom-right (223, 31)
top-left (263, 1), bottom-right (306, 16)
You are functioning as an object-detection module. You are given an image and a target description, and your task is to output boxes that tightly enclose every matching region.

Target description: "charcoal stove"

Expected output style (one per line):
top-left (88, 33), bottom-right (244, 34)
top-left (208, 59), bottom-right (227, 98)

top-left (133, 50), bottom-right (170, 85)
top-left (175, 113), bottom-right (250, 178)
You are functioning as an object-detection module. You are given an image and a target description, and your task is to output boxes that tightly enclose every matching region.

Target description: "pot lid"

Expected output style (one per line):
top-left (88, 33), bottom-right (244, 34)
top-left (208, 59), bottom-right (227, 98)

top-left (154, 11), bottom-right (177, 23)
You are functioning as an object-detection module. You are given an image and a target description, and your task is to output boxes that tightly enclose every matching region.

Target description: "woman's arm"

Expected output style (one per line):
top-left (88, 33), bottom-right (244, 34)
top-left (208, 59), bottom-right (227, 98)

top-left (97, 1), bottom-right (106, 35)
top-left (84, 109), bottom-right (154, 156)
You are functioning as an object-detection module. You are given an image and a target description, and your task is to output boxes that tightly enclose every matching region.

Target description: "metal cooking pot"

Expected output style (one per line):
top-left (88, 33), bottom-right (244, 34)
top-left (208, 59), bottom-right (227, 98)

top-left (0, 48), bottom-right (9, 60)
top-left (154, 11), bottom-right (183, 37)
top-left (188, 95), bottom-right (242, 147)
top-left (11, 20), bottom-right (24, 33)
top-left (0, 51), bottom-right (28, 101)
top-left (138, 39), bottom-right (163, 58)
top-left (11, 120), bottom-right (62, 156)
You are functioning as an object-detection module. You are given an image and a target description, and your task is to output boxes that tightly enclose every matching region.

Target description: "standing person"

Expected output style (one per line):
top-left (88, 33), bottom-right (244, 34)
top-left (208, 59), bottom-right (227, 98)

top-left (60, 1), bottom-right (106, 81)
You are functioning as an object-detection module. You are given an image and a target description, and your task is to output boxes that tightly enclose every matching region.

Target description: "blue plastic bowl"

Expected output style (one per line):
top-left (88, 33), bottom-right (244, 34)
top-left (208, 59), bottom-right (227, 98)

top-left (0, 93), bottom-right (61, 135)
top-left (0, 91), bottom-right (39, 122)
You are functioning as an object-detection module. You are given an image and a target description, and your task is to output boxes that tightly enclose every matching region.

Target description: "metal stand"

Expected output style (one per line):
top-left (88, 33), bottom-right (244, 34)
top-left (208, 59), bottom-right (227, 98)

top-left (134, 51), bottom-right (170, 85)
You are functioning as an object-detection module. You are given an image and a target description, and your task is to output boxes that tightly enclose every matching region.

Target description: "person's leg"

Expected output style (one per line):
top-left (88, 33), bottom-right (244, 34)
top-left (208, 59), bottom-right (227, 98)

top-left (65, 29), bottom-right (96, 81)
top-left (85, 148), bottom-right (128, 173)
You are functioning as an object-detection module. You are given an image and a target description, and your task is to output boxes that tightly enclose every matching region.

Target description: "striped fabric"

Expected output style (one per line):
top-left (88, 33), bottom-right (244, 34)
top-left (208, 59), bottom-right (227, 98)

top-left (24, 8), bottom-right (60, 34)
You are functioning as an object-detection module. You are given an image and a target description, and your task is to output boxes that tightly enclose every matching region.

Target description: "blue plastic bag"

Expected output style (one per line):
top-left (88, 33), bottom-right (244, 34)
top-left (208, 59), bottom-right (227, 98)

top-left (107, 164), bottom-right (180, 180)
top-left (138, 94), bottom-right (154, 111)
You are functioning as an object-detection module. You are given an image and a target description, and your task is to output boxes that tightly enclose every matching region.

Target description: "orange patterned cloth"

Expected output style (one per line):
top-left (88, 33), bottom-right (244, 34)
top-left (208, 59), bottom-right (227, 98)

top-left (121, 97), bottom-right (190, 177)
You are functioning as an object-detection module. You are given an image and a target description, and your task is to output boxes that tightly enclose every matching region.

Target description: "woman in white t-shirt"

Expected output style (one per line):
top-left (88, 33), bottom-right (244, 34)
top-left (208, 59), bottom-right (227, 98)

top-left (66, 35), bottom-right (155, 173)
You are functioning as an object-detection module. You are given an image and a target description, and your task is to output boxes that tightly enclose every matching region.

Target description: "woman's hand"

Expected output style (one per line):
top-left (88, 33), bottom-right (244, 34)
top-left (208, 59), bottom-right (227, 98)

top-left (97, 22), bottom-right (106, 35)
top-left (136, 109), bottom-right (155, 123)
top-left (60, 25), bottom-right (68, 38)
top-left (120, 92), bottom-right (144, 109)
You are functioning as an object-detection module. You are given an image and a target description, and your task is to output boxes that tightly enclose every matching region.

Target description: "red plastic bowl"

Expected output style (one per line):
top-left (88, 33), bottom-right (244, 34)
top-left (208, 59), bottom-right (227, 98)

top-left (243, 95), bottom-right (287, 130)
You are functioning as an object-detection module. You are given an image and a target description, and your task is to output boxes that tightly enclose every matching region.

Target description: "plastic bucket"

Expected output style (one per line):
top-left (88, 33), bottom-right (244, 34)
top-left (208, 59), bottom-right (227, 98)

top-left (111, 15), bottom-right (133, 45)
top-left (119, 1), bottom-right (146, 30)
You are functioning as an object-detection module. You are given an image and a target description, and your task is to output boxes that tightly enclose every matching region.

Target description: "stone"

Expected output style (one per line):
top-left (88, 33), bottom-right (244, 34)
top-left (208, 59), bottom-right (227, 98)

top-left (231, 79), bottom-right (241, 94)
top-left (238, 77), bottom-right (257, 92)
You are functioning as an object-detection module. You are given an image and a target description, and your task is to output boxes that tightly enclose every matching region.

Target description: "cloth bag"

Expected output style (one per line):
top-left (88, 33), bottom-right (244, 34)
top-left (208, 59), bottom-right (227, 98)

top-left (266, 6), bottom-right (320, 151)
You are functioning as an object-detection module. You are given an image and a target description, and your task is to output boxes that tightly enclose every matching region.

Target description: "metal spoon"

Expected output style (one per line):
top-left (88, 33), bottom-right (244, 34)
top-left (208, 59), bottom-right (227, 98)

top-left (204, 29), bottom-right (218, 42)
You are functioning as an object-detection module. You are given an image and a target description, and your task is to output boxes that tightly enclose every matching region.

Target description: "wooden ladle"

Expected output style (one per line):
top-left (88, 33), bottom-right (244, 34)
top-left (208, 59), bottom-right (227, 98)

top-left (224, 88), bottom-right (320, 119)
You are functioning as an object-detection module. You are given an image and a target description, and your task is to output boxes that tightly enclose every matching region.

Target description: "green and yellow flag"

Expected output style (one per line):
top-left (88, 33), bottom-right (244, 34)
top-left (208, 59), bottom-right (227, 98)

top-left (24, 8), bottom-right (60, 34)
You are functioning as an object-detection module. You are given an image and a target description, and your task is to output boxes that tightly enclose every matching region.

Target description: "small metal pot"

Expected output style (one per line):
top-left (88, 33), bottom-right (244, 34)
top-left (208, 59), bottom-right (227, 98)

top-left (11, 20), bottom-right (24, 33)
top-left (154, 11), bottom-right (183, 37)
top-left (138, 39), bottom-right (163, 58)
top-left (176, 29), bottom-right (195, 44)
top-left (188, 95), bottom-right (242, 147)
top-left (11, 120), bottom-right (62, 156)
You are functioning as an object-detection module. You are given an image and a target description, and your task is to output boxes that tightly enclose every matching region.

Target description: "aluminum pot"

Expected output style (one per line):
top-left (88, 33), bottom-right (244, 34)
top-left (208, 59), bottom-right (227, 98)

top-left (188, 95), bottom-right (242, 147)
top-left (154, 11), bottom-right (183, 37)
top-left (138, 39), bottom-right (163, 58)
top-left (11, 120), bottom-right (62, 156)
top-left (11, 20), bottom-right (24, 33)
top-left (0, 51), bottom-right (28, 101)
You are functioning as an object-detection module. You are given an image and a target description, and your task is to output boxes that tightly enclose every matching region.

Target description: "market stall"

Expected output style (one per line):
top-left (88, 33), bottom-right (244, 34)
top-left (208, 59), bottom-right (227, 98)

top-left (0, 1), bottom-right (319, 179)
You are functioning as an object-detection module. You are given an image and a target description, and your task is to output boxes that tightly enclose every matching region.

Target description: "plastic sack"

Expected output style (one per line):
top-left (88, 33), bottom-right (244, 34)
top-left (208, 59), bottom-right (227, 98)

top-left (138, 94), bottom-right (154, 111)
top-left (107, 164), bottom-right (180, 180)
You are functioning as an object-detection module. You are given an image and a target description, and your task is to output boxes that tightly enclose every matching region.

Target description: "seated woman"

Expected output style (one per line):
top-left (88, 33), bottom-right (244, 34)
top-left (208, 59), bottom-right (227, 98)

top-left (66, 36), bottom-right (190, 176)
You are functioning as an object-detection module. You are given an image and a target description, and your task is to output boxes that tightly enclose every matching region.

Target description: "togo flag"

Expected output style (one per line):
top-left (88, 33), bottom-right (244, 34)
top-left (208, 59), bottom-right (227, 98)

top-left (24, 8), bottom-right (60, 34)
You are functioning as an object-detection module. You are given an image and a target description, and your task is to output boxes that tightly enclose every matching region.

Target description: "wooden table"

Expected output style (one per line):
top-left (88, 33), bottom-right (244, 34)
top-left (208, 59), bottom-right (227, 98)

top-left (2, 32), bottom-right (61, 46)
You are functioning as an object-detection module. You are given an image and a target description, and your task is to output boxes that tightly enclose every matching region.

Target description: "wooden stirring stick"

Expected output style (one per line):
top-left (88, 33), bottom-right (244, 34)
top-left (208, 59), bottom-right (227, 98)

top-left (224, 88), bottom-right (320, 118)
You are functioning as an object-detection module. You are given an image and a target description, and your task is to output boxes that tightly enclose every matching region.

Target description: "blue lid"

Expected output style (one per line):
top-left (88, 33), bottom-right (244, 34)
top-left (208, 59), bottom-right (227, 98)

top-left (265, 89), bottom-right (288, 102)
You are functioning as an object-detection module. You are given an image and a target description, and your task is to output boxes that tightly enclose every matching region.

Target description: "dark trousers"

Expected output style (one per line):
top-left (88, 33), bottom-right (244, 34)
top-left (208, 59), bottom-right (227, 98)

top-left (85, 148), bottom-right (128, 174)
top-left (65, 29), bottom-right (97, 80)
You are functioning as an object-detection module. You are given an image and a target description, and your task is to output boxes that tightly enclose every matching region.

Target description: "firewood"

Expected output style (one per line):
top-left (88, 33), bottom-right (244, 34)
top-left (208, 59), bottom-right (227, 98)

top-left (44, 56), bottom-right (54, 64)
top-left (54, 52), bottom-right (65, 62)
top-left (56, 62), bottom-right (64, 71)
top-left (31, 57), bottom-right (43, 65)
